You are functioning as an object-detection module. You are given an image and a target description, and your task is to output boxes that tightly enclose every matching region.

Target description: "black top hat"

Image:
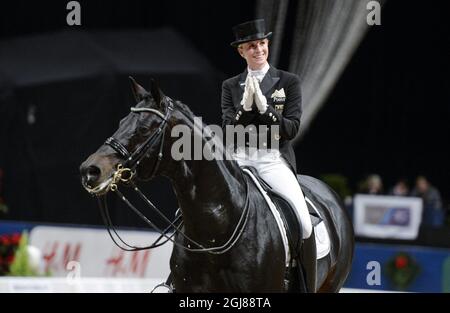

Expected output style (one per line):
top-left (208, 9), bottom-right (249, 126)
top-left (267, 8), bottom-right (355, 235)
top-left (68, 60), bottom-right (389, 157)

top-left (230, 19), bottom-right (272, 47)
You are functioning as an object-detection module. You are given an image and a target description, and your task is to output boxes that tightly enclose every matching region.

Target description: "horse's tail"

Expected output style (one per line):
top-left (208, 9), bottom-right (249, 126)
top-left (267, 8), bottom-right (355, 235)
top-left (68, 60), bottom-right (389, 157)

top-left (298, 175), bottom-right (355, 292)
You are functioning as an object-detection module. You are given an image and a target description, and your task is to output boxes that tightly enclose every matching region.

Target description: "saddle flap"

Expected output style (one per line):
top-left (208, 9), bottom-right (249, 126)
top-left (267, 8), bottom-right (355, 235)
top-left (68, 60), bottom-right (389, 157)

top-left (242, 166), bottom-right (322, 228)
top-left (268, 191), bottom-right (302, 254)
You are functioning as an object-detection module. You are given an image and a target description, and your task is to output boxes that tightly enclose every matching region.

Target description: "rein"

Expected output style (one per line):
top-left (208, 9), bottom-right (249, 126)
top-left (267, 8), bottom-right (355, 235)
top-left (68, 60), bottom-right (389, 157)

top-left (94, 98), bottom-right (251, 254)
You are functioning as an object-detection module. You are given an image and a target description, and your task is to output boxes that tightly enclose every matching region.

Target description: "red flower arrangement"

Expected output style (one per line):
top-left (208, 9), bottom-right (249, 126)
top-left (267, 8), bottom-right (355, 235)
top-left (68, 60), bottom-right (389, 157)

top-left (385, 252), bottom-right (420, 290)
top-left (0, 233), bottom-right (21, 275)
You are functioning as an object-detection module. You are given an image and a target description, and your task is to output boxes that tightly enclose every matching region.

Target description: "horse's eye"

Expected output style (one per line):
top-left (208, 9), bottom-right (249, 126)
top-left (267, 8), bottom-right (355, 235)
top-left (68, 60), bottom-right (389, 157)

top-left (137, 125), bottom-right (150, 134)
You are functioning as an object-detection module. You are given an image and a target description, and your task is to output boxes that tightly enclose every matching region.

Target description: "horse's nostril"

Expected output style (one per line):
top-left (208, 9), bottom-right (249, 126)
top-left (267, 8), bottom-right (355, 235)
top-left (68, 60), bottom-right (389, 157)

top-left (87, 165), bottom-right (100, 176)
top-left (84, 165), bottom-right (101, 185)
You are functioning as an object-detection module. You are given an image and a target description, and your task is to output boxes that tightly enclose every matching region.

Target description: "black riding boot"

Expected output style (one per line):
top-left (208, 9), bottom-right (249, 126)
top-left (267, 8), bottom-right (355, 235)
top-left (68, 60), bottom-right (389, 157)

top-left (300, 229), bottom-right (317, 293)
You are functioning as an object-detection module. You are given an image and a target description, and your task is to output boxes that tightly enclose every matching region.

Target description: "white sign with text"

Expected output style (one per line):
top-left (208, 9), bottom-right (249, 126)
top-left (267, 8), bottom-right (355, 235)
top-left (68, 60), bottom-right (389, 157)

top-left (29, 226), bottom-right (172, 279)
top-left (354, 194), bottom-right (423, 240)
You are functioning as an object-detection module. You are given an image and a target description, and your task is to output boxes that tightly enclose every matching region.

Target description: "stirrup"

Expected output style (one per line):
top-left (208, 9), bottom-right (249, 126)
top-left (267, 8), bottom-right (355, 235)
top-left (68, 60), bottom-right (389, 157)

top-left (150, 282), bottom-right (174, 293)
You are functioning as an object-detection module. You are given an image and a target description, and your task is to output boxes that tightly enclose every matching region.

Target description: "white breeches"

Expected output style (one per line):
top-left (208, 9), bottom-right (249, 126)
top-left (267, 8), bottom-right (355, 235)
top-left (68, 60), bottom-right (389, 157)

top-left (233, 148), bottom-right (313, 239)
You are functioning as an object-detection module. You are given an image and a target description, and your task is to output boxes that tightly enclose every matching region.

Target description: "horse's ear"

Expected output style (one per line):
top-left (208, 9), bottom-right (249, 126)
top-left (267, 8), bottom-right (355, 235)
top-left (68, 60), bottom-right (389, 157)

top-left (149, 78), bottom-right (165, 108)
top-left (129, 76), bottom-right (149, 103)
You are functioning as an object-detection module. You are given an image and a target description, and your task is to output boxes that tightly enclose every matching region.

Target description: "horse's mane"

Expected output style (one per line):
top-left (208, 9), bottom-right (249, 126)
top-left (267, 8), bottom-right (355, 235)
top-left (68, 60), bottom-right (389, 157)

top-left (172, 99), bottom-right (196, 124)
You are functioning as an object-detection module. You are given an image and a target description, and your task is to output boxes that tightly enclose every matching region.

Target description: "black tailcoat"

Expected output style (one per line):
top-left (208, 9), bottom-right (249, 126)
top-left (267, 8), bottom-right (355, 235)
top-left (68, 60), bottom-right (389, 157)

top-left (221, 65), bottom-right (302, 172)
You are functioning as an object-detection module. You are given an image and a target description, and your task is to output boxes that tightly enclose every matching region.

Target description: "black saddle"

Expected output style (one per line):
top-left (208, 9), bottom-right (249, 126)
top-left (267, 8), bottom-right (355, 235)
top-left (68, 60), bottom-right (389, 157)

top-left (242, 166), bottom-right (320, 292)
top-left (242, 166), bottom-right (321, 248)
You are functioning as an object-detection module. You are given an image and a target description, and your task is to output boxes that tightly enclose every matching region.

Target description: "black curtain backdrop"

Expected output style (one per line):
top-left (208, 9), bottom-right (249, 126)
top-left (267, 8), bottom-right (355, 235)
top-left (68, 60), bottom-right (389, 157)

top-left (0, 0), bottom-right (256, 77)
top-left (0, 0), bottom-right (257, 227)
top-left (0, 29), bottom-right (225, 227)
top-left (0, 0), bottom-right (448, 226)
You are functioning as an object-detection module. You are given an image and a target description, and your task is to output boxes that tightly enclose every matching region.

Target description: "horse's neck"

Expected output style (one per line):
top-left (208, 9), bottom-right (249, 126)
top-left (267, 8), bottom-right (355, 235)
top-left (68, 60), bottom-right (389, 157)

top-left (167, 158), bottom-right (246, 241)
top-left (159, 111), bottom-right (247, 241)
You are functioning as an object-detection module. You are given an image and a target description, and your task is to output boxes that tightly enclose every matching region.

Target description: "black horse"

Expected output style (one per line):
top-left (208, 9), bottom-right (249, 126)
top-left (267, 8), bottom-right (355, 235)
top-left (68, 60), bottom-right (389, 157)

top-left (80, 79), bottom-right (354, 292)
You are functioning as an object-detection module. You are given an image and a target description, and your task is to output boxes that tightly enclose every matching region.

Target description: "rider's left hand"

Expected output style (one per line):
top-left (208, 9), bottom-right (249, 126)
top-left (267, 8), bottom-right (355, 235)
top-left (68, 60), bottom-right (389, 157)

top-left (252, 77), bottom-right (267, 114)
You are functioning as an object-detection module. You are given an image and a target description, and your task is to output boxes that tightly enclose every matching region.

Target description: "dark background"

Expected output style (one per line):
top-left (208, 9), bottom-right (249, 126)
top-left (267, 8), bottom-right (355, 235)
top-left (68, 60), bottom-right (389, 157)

top-left (0, 0), bottom-right (448, 227)
top-left (298, 0), bottom-right (450, 200)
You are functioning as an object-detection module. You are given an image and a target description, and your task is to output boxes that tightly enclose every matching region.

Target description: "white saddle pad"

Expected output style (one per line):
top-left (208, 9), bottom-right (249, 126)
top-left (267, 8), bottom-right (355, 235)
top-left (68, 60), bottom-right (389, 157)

top-left (305, 197), bottom-right (331, 259)
top-left (243, 169), bottom-right (330, 263)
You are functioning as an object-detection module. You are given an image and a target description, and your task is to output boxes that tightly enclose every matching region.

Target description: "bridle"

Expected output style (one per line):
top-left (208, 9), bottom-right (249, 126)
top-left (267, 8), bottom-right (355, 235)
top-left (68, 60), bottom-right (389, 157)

top-left (90, 96), bottom-right (251, 254)
top-left (105, 103), bottom-right (172, 188)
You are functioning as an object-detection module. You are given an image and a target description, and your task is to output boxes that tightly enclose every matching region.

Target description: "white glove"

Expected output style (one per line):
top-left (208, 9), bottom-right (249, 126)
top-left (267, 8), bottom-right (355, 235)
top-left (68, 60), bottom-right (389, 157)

top-left (240, 75), bottom-right (254, 111)
top-left (252, 76), bottom-right (267, 113)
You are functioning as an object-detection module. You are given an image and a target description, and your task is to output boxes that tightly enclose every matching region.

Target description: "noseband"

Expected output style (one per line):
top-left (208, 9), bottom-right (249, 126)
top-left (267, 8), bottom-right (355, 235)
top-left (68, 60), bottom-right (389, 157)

top-left (95, 97), bottom-right (251, 255)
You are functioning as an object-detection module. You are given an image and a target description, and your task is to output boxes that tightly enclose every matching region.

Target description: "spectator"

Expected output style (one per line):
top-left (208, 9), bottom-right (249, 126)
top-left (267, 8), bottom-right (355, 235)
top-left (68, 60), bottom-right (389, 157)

top-left (390, 178), bottom-right (410, 197)
top-left (411, 176), bottom-right (443, 227)
top-left (359, 174), bottom-right (384, 195)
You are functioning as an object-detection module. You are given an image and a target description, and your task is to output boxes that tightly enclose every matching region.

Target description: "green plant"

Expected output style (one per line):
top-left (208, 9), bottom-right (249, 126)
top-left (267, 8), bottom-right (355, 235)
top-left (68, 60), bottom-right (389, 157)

top-left (320, 174), bottom-right (352, 200)
top-left (0, 167), bottom-right (7, 215)
top-left (8, 231), bottom-right (39, 276)
top-left (0, 200), bottom-right (7, 215)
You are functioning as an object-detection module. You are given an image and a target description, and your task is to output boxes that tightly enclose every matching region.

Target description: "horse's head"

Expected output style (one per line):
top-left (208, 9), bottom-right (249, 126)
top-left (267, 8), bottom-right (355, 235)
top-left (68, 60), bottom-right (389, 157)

top-left (80, 77), bottom-right (173, 195)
